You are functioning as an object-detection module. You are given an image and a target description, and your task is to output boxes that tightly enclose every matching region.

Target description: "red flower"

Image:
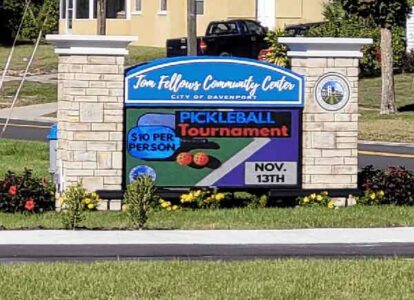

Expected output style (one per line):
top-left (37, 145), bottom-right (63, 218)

top-left (8, 185), bottom-right (17, 196)
top-left (24, 199), bottom-right (36, 211)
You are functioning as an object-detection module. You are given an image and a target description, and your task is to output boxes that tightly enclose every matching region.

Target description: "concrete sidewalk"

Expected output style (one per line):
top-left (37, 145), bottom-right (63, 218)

top-left (1, 228), bottom-right (414, 245)
top-left (0, 102), bottom-right (57, 122)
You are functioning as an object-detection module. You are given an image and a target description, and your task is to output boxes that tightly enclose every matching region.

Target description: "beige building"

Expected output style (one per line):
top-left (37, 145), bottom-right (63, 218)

top-left (59, 0), bottom-right (328, 47)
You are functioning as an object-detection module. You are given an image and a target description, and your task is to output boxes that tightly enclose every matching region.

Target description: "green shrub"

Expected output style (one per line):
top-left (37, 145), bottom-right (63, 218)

top-left (307, 0), bottom-right (407, 76)
top-left (359, 166), bottom-right (414, 205)
top-left (402, 50), bottom-right (414, 73)
top-left (263, 29), bottom-right (289, 67)
top-left (357, 190), bottom-right (385, 206)
top-left (59, 183), bottom-right (86, 229)
top-left (1, 0), bottom-right (59, 42)
top-left (233, 192), bottom-right (268, 208)
top-left (0, 169), bottom-right (54, 213)
top-left (124, 176), bottom-right (156, 229)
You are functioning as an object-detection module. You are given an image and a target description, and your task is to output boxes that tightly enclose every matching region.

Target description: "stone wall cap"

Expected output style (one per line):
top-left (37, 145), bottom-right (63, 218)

top-left (46, 34), bottom-right (138, 56)
top-left (278, 37), bottom-right (373, 58)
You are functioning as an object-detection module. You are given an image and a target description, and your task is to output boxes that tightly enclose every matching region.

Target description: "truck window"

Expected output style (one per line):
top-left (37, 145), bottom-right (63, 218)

top-left (208, 22), bottom-right (238, 35)
top-left (245, 21), bottom-right (264, 35)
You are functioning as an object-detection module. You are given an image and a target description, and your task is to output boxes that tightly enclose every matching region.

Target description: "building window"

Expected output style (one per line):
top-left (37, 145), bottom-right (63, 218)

top-left (93, 0), bottom-right (126, 19)
top-left (195, 0), bottom-right (204, 15)
top-left (160, 0), bottom-right (167, 11)
top-left (76, 0), bottom-right (89, 19)
top-left (135, 0), bottom-right (142, 12)
top-left (107, 0), bottom-right (126, 18)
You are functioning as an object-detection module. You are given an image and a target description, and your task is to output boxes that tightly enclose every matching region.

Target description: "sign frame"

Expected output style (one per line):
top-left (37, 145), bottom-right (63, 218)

top-left (123, 57), bottom-right (304, 191)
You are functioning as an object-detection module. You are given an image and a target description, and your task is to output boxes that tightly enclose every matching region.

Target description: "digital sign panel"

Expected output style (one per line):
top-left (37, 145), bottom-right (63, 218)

top-left (124, 57), bottom-right (304, 188)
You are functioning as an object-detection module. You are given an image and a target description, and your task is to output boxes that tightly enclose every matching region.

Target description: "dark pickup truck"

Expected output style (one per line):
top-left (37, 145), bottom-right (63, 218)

top-left (166, 19), bottom-right (269, 59)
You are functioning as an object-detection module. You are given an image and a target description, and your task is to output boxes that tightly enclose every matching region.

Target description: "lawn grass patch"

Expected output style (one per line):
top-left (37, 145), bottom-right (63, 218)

top-left (0, 44), bottom-right (165, 74)
top-left (1, 259), bottom-right (414, 299)
top-left (126, 45), bottom-right (165, 67)
top-left (0, 44), bottom-right (58, 75)
top-left (2, 206), bottom-right (414, 229)
top-left (358, 73), bottom-right (414, 143)
top-left (0, 139), bottom-right (49, 178)
top-left (0, 81), bottom-right (57, 109)
top-left (359, 73), bottom-right (414, 110)
top-left (360, 110), bottom-right (414, 143)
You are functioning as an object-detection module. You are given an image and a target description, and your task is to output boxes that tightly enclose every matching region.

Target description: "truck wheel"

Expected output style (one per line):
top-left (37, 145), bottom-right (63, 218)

top-left (219, 52), bottom-right (231, 57)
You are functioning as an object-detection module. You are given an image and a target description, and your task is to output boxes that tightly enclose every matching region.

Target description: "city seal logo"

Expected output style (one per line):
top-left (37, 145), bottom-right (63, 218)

top-left (315, 73), bottom-right (351, 111)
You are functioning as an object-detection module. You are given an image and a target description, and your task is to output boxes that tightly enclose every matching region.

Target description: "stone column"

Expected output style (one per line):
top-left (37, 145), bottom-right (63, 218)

top-left (279, 38), bottom-right (372, 194)
top-left (46, 35), bottom-right (137, 195)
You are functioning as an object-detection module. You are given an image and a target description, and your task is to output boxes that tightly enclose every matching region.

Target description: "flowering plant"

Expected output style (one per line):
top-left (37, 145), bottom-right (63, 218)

top-left (59, 190), bottom-right (101, 211)
top-left (179, 189), bottom-right (228, 209)
top-left (298, 192), bottom-right (335, 209)
top-left (357, 190), bottom-right (385, 206)
top-left (159, 199), bottom-right (179, 211)
top-left (82, 192), bottom-right (101, 210)
top-left (0, 169), bottom-right (54, 213)
top-left (360, 166), bottom-right (414, 206)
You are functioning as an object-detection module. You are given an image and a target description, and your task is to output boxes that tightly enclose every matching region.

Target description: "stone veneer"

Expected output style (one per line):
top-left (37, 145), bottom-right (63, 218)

top-left (280, 38), bottom-right (372, 191)
top-left (46, 35), bottom-right (136, 198)
top-left (57, 55), bottom-right (125, 191)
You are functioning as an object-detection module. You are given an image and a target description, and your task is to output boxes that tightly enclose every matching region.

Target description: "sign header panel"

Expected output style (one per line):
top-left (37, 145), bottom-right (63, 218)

top-left (125, 57), bottom-right (304, 107)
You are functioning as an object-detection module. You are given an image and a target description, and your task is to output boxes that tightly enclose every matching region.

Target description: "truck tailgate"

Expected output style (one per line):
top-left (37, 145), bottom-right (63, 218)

top-left (166, 38), bottom-right (189, 57)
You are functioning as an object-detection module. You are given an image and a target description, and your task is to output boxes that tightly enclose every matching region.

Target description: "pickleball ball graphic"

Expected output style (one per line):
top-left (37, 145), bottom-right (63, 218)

top-left (193, 152), bottom-right (210, 167)
top-left (176, 152), bottom-right (193, 166)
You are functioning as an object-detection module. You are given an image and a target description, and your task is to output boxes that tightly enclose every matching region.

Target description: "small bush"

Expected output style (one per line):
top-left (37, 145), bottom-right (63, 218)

top-left (124, 176), bottom-right (156, 229)
top-left (158, 199), bottom-right (179, 211)
top-left (357, 190), bottom-right (385, 206)
top-left (59, 183), bottom-right (87, 229)
top-left (0, 169), bottom-right (54, 213)
top-left (360, 166), bottom-right (414, 206)
top-left (298, 192), bottom-right (335, 209)
top-left (233, 192), bottom-right (268, 209)
top-left (307, 0), bottom-right (406, 76)
top-left (263, 29), bottom-right (289, 67)
top-left (82, 192), bottom-right (101, 211)
top-left (402, 50), bottom-right (414, 73)
top-left (179, 189), bottom-right (227, 209)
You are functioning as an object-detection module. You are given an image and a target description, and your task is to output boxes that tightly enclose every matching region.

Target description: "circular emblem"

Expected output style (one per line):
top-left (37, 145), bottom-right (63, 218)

top-left (129, 165), bottom-right (157, 182)
top-left (315, 73), bottom-right (351, 111)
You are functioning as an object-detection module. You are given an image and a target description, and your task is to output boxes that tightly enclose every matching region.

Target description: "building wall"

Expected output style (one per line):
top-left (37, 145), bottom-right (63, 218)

top-left (59, 0), bottom-right (327, 47)
top-left (276, 0), bottom-right (328, 27)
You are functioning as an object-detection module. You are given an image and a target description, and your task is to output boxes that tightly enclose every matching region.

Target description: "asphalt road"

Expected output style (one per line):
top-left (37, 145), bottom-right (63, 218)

top-left (1, 244), bottom-right (414, 262)
top-left (0, 118), bottom-right (52, 141)
top-left (1, 118), bottom-right (413, 171)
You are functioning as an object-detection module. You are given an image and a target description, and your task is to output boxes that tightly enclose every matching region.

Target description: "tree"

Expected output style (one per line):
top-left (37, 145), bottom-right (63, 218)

top-left (0, 0), bottom-right (59, 42)
top-left (341, 0), bottom-right (411, 114)
top-left (97, 0), bottom-right (107, 35)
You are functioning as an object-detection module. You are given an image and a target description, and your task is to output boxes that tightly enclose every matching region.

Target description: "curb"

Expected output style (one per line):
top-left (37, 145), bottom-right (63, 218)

top-left (1, 228), bottom-right (414, 245)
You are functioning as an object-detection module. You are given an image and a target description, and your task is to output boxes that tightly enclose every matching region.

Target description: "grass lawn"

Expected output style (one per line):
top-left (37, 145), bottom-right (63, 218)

top-left (0, 81), bottom-right (57, 109)
top-left (0, 44), bottom-right (58, 75)
top-left (0, 139), bottom-right (49, 178)
top-left (1, 260), bottom-right (414, 299)
top-left (360, 110), bottom-right (414, 143)
top-left (0, 43), bottom-right (165, 74)
top-left (359, 73), bottom-right (414, 143)
top-left (2, 205), bottom-right (414, 229)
